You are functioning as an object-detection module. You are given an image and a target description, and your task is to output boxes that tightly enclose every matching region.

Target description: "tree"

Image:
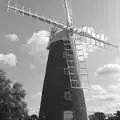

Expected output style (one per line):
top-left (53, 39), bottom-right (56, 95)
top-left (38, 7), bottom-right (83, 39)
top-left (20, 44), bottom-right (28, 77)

top-left (94, 112), bottom-right (106, 120)
top-left (89, 114), bottom-right (98, 120)
top-left (30, 114), bottom-right (38, 120)
top-left (107, 115), bottom-right (115, 120)
top-left (114, 110), bottom-right (120, 120)
top-left (0, 69), bottom-right (28, 120)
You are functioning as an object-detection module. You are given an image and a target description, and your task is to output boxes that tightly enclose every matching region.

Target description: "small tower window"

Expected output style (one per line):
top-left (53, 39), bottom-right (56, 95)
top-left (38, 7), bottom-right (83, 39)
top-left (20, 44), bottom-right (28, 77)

top-left (63, 111), bottom-right (73, 120)
top-left (64, 91), bottom-right (71, 101)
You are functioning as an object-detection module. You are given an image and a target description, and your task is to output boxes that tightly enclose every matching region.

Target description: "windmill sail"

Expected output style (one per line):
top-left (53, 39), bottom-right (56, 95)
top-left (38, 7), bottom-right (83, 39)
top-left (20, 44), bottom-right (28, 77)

top-left (7, 0), bottom-right (118, 50)
top-left (64, 0), bottom-right (73, 27)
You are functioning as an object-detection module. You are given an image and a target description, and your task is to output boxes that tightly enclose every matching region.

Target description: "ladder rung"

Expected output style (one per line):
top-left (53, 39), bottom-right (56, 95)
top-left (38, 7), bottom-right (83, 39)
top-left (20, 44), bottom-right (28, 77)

top-left (69, 72), bottom-right (77, 75)
top-left (65, 54), bottom-right (74, 58)
top-left (64, 48), bottom-right (73, 51)
top-left (65, 54), bottom-right (73, 56)
top-left (70, 79), bottom-right (78, 81)
top-left (68, 66), bottom-right (76, 68)
top-left (64, 48), bottom-right (72, 50)
top-left (70, 76), bottom-right (78, 80)
top-left (63, 52), bottom-right (74, 59)
top-left (70, 74), bottom-right (78, 77)
top-left (64, 51), bottom-right (73, 54)
top-left (71, 86), bottom-right (81, 89)
top-left (67, 59), bottom-right (74, 62)
top-left (66, 59), bottom-right (75, 66)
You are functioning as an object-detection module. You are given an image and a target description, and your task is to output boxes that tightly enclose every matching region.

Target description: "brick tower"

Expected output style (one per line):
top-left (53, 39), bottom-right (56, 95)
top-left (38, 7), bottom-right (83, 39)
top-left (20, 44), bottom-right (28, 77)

top-left (39, 30), bottom-right (88, 120)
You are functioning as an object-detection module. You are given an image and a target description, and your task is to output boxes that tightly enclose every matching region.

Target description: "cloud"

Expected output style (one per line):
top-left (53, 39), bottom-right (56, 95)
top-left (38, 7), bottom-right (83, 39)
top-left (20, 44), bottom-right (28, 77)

top-left (5, 33), bottom-right (19, 42)
top-left (108, 83), bottom-right (120, 92)
top-left (31, 92), bottom-right (42, 99)
top-left (92, 94), bottom-right (120, 102)
top-left (23, 30), bottom-right (50, 55)
top-left (90, 85), bottom-right (107, 95)
top-left (86, 84), bottom-right (120, 113)
top-left (99, 94), bottom-right (120, 113)
top-left (89, 85), bottom-right (120, 102)
top-left (117, 78), bottom-right (120, 82)
top-left (0, 53), bottom-right (17, 66)
top-left (96, 64), bottom-right (120, 76)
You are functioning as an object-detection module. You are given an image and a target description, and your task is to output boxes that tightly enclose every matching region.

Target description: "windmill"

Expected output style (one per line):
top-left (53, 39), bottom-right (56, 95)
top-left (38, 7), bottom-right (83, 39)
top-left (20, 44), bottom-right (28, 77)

top-left (7, 0), bottom-right (118, 120)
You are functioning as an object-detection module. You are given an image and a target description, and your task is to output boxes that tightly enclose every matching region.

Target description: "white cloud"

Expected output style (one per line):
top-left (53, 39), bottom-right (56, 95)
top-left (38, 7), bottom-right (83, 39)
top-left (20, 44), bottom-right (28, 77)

top-left (92, 94), bottom-right (120, 102)
top-left (0, 53), bottom-right (17, 66)
top-left (117, 78), bottom-right (120, 82)
top-left (109, 83), bottom-right (120, 92)
top-left (89, 85), bottom-right (120, 102)
top-left (100, 94), bottom-right (120, 113)
top-left (5, 33), bottom-right (19, 42)
top-left (90, 85), bottom-right (107, 94)
top-left (96, 64), bottom-right (120, 77)
top-left (86, 84), bottom-right (120, 113)
top-left (23, 30), bottom-right (50, 55)
top-left (32, 91), bottom-right (42, 99)
top-left (87, 93), bottom-right (120, 113)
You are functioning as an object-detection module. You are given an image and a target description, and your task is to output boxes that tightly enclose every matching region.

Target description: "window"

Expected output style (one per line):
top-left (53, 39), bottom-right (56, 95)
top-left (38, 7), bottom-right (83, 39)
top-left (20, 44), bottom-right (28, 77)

top-left (64, 91), bottom-right (71, 101)
top-left (64, 111), bottom-right (73, 120)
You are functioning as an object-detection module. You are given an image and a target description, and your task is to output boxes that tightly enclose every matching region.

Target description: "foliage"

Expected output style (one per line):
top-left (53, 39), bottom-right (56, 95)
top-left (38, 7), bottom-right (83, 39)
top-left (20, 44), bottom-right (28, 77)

top-left (30, 114), bottom-right (38, 120)
top-left (94, 112), bottom-right (106, 120)
top-left (89, 110), bottom-right (120, 120)
top-left (89, 112), bottom-right (105, 120)
top-left (0, 69), bottom-right (28, 120)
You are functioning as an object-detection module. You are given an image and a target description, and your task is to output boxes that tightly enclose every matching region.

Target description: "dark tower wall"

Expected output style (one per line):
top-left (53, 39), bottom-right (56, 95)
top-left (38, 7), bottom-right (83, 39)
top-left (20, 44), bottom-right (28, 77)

top-left (39, 31), bottom-right (88, 120)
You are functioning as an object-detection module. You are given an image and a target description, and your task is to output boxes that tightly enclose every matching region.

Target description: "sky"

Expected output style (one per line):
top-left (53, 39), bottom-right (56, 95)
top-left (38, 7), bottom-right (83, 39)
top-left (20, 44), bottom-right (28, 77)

top-left (0, 0), bottom-right (120, 116)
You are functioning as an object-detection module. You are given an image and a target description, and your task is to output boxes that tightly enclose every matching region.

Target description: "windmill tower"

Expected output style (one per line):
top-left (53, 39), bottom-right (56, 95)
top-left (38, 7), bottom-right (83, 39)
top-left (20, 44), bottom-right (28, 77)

top-left (7, 0), bottom-right (118, 120)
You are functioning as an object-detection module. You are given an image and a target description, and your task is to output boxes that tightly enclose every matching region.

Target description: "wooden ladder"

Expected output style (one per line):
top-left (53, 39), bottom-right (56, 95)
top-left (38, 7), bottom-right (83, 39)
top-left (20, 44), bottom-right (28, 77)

top-left (63, 39), bottom-right (88, 89)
